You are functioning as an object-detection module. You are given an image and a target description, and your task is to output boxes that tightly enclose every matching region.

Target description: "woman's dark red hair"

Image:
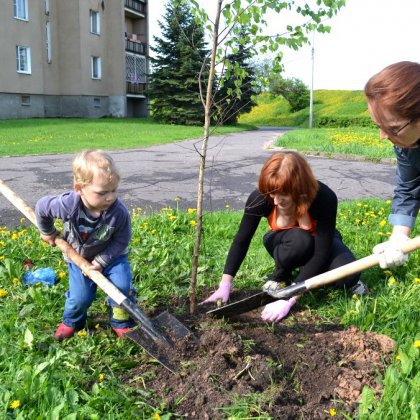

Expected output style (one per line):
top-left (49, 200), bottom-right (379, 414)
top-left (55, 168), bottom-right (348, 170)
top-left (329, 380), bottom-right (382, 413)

top-left (258, 152), bottom-right (319, 217)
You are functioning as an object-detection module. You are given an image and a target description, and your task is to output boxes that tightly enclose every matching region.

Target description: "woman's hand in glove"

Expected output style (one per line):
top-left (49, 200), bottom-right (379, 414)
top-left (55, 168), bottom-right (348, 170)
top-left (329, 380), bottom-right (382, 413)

top-left (261, 296), bottom-right (297, 322)
top-left (200, 276), bottom-right (232, 304)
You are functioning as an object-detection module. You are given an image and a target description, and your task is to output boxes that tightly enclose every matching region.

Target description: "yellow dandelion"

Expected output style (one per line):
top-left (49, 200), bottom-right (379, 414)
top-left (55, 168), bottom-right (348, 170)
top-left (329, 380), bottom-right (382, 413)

top-left (10, 400), bottom-right (20, 409)
top-left (77, 330), bottom-right (87, 337)
top-left (12, 277), bottom-right (20, 285)
top-left (98, 373), bottom-right (104, 383)
top-left (187, 208), bottom-right (196, 214)
top-left (396, 355), bottom-right (401, 360)
top-left (168, 215), bottom-right (176, 221)
top-left (0, 289), bottom-right (7, 298)
top-left (329, 408), bottom-right (337, 417)
top-left (414, 278), bottom-right (420, 284)
top-left (388, 277), bottom-right (396, 286)
top-left (356, 203), bottom-right (362, 207)
top-left (0, 256), bottom-right (4, 261)
top-left (385, 200), bottom-right (391, 204)
top-left (150, 229), bottom-right (157, 234)
top-left (379, 220), bottom-right (387, 227)
top-left (58, 272), bottom-right (66, 279)
top-left (413, 341), bottom-right (420, 348)
top-left (189, 220), bottom-right (197, 227)
top-left (11, 233), bottom-right (18, 241)
top-left (152, 413), bottom-right (161, 420)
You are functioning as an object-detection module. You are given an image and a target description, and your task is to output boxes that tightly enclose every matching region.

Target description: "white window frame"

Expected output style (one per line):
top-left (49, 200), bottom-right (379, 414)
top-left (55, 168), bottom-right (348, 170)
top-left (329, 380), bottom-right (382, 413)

top-left (16, 46), bottom-right (31, 74)
top-left (45, 21), bottom-right (52, 63)
top-left (14, 0), bottom-right (28, 20)
top-left (90, 10), bottom-right (100, 34)
top-left (91, 56), bottom-right (101, 79)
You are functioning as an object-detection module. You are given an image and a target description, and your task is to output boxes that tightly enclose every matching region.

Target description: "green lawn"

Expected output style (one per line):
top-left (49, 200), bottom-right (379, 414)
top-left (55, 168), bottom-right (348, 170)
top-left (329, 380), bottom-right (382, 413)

top-left (276, 127), bottom-right (395, 161)
top-left (0, 118), bottom-right (256, 157)
top-left (0, 201), bottom-right (418, 418)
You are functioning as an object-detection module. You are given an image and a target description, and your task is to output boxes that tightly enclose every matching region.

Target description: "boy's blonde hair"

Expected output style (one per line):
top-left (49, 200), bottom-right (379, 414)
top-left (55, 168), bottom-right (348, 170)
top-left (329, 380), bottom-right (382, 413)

top-left (72, 149), bottom-right (120, 186)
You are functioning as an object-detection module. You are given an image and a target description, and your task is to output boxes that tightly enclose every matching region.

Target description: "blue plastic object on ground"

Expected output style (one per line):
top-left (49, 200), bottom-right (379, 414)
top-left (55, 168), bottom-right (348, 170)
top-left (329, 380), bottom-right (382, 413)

top-left (23, 267), bottom-right (56, 286)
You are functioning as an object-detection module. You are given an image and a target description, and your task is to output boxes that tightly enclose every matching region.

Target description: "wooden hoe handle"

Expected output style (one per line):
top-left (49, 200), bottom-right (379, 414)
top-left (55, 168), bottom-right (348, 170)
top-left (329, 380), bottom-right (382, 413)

top-left (305, 236), bottom-right (420, 290)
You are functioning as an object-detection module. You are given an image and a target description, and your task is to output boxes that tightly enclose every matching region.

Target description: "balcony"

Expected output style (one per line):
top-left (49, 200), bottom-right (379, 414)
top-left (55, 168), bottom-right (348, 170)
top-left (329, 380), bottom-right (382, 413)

top-left (126, 38), bottom-right (146, 55)
top-left (126, 82), bottom-right (146, 95)
top-left (125, 0), bottom-right (146, 16)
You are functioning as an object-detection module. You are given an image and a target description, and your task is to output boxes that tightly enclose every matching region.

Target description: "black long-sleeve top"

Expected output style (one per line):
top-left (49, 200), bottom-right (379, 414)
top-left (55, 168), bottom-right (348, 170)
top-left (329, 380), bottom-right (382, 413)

top-left (223, 181), bottom-right (338, 283)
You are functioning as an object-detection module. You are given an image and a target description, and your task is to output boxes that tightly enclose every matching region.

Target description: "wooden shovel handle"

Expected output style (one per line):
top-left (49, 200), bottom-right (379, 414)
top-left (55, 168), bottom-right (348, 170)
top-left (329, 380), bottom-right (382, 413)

top-left (305, 236), bottom-right (420, 290)
top-left (0, 180), bottom-right (127, 305)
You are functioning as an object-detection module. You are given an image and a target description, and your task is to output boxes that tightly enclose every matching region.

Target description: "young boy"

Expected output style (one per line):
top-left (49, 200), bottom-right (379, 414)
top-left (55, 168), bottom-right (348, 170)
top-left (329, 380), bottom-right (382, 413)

top-left (35, 149), bottom-right (136, 340)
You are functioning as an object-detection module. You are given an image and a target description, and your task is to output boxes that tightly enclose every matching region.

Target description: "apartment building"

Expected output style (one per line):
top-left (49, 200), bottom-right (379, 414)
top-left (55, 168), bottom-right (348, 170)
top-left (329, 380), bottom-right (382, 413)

top-left (0, 0), bottom-right (149, 119)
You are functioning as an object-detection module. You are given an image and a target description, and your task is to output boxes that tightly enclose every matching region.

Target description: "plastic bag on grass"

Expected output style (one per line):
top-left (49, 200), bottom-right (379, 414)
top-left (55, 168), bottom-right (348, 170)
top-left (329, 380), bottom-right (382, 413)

top-left (22, 267), bottom-right (56, 286)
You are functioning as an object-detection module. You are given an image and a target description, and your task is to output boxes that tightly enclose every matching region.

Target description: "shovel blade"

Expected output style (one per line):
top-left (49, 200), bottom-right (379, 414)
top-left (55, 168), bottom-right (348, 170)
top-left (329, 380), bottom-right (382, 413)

top-left (207, 291), bottom-right (277, 318)
top-left (125, 326), bottom-right (179, 373)
top-left (124, 310), bottom-right (198, 374)
top-left (153, 310), bottom-right (199, 345)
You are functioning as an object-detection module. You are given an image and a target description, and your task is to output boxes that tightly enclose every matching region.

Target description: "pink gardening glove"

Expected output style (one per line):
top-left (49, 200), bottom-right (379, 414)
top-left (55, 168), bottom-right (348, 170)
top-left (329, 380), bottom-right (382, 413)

top-left (261, 296), bottom-right (297, 322)
top-left (201, 278), bottom-right (232, 304)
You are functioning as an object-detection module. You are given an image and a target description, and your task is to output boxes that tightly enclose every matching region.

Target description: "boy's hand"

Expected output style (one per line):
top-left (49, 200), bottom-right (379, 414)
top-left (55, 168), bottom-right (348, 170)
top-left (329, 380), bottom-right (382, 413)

top-left (40, 230), bottom-right (60, 246)
top-left (90, 260), bottom-right (103, 272)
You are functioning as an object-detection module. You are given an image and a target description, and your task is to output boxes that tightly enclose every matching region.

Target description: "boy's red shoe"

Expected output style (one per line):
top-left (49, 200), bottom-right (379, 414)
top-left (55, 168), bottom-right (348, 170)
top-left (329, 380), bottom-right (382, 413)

top-left (112, 327), bottom-right (131, 338)
top-left (55, 323), bottom-right (75, 341)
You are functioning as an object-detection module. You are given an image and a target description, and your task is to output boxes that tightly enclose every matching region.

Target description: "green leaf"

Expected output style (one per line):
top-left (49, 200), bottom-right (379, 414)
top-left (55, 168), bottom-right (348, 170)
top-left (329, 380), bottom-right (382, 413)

top-left (24, 328), bottom-right (33, 350)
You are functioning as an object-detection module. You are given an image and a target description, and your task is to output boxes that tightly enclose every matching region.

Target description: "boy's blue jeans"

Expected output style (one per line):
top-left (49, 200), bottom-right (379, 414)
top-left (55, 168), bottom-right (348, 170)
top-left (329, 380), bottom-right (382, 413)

top-left (62, 255), bottom-right (136, 330)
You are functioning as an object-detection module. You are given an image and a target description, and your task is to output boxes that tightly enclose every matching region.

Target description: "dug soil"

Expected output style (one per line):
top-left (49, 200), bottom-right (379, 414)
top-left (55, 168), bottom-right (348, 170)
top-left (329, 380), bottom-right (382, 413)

top-left (122, 290), bottom-right (396, 419)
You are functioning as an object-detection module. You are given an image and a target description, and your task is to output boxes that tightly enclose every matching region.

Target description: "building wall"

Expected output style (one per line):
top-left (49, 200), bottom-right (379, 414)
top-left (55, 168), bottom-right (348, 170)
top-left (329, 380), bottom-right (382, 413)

top-left (0, 0), bottom-right (148, 119)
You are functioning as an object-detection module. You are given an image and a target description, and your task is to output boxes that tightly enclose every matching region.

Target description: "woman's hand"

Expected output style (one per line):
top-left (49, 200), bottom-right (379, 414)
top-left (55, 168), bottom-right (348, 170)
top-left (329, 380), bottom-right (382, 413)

top-left (261, 296), bottom-right (297, 322)
top-left (201, 275), bottom-right (233, 304)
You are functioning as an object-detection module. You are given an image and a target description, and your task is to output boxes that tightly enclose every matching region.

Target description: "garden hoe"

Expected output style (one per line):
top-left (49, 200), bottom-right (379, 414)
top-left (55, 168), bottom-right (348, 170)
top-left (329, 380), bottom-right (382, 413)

top-left (0, 179), bottom-right (196, 374)
top-left (208, 236), bottom-right (420, 318)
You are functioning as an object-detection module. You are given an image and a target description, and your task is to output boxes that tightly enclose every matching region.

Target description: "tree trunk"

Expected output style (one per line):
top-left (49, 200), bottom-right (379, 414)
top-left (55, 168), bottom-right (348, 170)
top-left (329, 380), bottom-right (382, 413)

top-left (189, 0), bottom-right (223, 314)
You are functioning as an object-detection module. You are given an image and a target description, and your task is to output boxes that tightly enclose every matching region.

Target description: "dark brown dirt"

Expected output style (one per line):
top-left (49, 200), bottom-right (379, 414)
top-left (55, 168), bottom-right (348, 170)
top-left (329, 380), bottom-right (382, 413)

top-left (122, 290), bottom-right (396, 419)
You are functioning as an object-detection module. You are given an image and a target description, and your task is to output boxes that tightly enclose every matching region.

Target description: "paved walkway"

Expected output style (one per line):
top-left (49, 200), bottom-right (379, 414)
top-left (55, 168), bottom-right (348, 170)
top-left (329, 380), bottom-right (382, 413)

top-left (0, 127), bottom-right (396, 229)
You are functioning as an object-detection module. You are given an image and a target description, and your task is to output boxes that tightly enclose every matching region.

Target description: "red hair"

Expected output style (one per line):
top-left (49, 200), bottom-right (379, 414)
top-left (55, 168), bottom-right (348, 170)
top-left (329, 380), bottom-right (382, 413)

top-left (258, 152), bottom-right (319, 217)
top-left (364, 61), bottom-right (420, 129)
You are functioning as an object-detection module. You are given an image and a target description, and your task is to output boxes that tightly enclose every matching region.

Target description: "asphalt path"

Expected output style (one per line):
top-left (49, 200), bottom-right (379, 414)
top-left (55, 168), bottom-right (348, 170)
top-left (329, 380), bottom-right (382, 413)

top-left (0, 127), bottom-right (396, 229)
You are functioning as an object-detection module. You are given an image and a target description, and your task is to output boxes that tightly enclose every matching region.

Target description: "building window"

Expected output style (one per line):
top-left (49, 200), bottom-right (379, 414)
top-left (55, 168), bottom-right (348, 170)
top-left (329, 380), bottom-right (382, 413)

top-left (14, 0), bottom-right (28, 20)
top-left (45, 21), bottom-right (52, 63)
top-left (94, 98), bottom-right (101, 108)
top-left (90, 10), bottom-right (100, 34)
top-left (21, 95), bottom-right (31, 106)
top-left (91, 57), bottom-right (101, 79)
top-left (16, 46), bottom-right (31, 74)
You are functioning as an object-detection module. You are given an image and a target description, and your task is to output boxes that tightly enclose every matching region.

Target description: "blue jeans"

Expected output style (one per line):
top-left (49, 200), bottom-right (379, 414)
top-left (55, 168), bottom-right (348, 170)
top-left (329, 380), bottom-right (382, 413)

top-left (62, 255), bottom-right (136, 330)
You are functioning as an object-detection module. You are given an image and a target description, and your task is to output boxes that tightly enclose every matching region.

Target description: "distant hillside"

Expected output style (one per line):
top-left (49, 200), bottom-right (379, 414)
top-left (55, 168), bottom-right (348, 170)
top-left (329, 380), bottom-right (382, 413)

top-left (239, 90), bottom-right (374, 128)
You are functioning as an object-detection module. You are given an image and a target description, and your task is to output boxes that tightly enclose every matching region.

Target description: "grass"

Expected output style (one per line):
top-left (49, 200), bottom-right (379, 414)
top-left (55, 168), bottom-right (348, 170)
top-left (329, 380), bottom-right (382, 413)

top-left (276, 127), bottom-right (395, 161)
top-left (239, 90), bottom-right (371, 128)
top-left (0, 118), bottom-right (256, 157)
top-left (0, 199), bottom-right (418, 418)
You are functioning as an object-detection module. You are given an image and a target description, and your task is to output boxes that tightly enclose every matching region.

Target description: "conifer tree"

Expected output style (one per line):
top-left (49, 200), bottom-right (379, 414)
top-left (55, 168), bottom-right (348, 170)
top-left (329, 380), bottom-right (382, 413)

top-left (149, 2), bottom-right (209, 125)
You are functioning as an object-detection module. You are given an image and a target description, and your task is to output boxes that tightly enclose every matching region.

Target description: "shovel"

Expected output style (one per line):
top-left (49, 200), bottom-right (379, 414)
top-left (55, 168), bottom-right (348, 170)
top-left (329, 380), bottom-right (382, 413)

top-left (208, 236), bottom-right (420, 318)
top-left (0, 179), bottom-right (195, 373)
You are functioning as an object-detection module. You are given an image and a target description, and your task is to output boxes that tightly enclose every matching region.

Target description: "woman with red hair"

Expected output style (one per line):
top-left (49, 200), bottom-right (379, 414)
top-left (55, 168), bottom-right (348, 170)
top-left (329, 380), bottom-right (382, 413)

top-left (365, 61), bottom-right (420, 268)
top-left (202, 151), bottom-right (364, 322)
